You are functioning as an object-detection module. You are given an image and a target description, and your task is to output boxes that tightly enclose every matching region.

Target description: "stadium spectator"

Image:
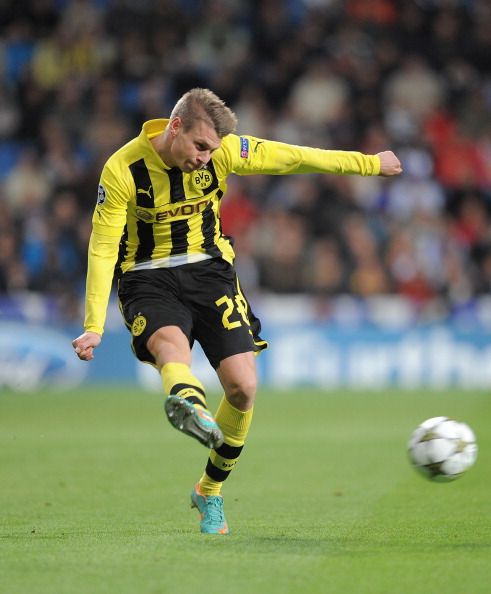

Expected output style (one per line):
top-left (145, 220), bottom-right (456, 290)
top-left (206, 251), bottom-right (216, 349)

top-left (0, 0), bottom-right (490, 320)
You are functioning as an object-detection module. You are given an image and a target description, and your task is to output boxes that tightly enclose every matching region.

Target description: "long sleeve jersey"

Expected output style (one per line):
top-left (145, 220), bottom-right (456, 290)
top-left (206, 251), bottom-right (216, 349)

top-left (84, 119), bottom-right (381, 334)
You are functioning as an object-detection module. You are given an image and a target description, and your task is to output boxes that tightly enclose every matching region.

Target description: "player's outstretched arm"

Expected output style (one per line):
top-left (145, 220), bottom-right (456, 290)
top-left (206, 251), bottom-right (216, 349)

top-left (72, 331), bottom-right (102, 361)
top-left (377, 151), bottom-right (402, 176)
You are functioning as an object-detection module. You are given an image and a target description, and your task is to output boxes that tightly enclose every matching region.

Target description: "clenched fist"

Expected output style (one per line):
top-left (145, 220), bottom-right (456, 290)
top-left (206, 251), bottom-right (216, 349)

top-left (72, 331), bottom-right (101, 361)
top-left (377, 151), bottom-right (402, 177)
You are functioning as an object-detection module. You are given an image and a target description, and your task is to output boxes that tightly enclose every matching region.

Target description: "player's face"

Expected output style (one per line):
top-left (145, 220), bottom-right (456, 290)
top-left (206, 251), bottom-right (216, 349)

top-left (170, 118), bottom-right (221, 173)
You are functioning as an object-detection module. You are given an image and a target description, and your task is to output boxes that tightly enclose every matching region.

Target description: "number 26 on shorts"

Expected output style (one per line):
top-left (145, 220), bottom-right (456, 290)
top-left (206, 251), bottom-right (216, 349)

top-left (215, 294), bottom-right (250, 330)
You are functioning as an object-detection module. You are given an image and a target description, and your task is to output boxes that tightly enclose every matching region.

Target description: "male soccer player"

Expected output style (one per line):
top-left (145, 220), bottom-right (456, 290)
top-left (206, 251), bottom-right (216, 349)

top-left (72, 88), bottom-right (402, 535)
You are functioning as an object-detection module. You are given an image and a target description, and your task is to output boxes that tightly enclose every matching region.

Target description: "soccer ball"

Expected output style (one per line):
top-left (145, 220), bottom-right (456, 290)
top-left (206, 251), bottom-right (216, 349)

top-left (407, 416), bottom-right (478, 482)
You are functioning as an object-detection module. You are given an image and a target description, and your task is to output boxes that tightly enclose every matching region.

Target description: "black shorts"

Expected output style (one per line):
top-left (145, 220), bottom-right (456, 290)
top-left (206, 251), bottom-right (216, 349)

top-left (117, 258), bottom-right (268, 369)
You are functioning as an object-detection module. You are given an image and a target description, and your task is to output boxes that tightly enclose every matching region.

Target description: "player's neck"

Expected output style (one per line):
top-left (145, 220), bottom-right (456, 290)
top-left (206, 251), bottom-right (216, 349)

top-left (151, 132), bottom-right (176, 169)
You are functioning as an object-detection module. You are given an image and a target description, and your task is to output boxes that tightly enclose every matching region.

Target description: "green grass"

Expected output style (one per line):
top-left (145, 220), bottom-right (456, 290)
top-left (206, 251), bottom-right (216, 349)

top-left (1, 387), bottom-right (490, 594)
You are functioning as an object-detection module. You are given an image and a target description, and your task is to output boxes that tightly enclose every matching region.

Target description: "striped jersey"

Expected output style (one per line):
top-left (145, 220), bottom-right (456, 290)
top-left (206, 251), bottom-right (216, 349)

top-left (85, 118), bottom-right (381, 334)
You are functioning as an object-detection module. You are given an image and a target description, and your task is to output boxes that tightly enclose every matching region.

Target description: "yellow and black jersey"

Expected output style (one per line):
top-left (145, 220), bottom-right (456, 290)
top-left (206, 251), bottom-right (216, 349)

top-left (84, 118), bottom-right (381, 334)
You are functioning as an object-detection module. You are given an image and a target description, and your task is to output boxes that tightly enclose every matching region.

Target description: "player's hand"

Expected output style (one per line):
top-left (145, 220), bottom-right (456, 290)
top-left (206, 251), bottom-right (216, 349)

top-left (72, 331), bottom-right (101, 361)
top-left (377, 151), bottom-right (402, 177)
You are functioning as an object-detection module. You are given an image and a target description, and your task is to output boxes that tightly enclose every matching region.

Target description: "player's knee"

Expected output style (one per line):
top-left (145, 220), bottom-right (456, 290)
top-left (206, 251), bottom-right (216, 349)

top-left (225, 376), bottom-right (257, 410)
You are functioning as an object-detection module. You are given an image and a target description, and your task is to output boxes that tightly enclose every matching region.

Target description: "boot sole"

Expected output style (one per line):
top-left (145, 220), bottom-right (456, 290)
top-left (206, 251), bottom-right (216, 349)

top-left (164, 396), bottom-right (223, 449)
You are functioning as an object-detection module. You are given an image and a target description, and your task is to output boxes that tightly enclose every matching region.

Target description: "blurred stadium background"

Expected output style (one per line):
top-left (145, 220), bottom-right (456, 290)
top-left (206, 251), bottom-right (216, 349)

top-left (1, 0), bottom-right (491, 392)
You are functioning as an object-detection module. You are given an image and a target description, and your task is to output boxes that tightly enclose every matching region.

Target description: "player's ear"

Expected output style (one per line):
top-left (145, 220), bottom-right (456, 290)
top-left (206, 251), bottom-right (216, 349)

top-left (169, 117), bottom-right (182, 138)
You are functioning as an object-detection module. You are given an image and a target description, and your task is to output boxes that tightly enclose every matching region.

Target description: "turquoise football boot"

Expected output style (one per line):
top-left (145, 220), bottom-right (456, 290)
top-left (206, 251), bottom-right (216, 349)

top-left (191, 484), bottom-right (230, 535)
top-left (164, 396), bottom-right (223, 449)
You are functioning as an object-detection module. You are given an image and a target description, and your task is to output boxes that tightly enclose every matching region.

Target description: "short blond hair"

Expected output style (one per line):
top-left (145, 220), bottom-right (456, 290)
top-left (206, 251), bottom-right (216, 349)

top-left (170, 88), bottom-right (237, 138)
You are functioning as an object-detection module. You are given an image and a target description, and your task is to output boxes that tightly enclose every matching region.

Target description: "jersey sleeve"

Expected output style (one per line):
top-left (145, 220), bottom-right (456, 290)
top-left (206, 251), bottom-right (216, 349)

top-left (83, 231), bottom-right (121, 335)
top-left (84, 161), bottom-right (133, 335)
top-left (218, 134), bottom-right (381, 177)
top-left (92, 160), bottom-right (133, 236)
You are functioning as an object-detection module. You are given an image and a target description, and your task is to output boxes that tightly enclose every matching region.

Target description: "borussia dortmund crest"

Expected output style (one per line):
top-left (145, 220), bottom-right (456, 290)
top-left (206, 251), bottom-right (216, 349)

top-left (192, 168), bottom-right (214, 190)
top-left (131, 315), bottom-right (147, 336)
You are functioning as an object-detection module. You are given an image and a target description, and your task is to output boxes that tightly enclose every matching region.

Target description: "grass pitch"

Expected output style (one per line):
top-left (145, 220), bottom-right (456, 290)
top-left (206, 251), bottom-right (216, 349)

top-left (1, 386), bottom-right (490, 594)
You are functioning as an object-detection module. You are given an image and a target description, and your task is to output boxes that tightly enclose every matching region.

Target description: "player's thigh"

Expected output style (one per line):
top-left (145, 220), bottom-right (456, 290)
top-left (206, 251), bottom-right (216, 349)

top-left (186, 259), bottom-right (266, 369)
top-left (118, 269), bottom-right (193, 364)
top-left (146, 326), bottom-right (192, 368)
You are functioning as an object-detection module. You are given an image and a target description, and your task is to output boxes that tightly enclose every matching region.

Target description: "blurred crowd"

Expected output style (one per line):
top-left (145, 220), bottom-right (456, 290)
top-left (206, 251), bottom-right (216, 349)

top-left (0, 0), bottom-right (491, 323)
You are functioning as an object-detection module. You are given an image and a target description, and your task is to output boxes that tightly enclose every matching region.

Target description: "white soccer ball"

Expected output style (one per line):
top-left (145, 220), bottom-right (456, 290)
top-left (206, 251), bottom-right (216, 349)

top-left (407, 416), bottom-right (478, 482)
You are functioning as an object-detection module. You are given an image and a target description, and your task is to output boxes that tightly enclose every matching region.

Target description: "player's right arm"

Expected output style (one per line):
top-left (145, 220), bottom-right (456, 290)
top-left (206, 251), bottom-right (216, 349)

top-left (73, 160), bottom-right (133, 361)
top-left (217, 135), bottom-right (401, 178)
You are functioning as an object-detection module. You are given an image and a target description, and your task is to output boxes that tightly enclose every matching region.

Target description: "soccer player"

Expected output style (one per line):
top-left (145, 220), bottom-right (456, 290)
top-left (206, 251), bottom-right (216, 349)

top-left (72, 88), bottom-right (402, 535)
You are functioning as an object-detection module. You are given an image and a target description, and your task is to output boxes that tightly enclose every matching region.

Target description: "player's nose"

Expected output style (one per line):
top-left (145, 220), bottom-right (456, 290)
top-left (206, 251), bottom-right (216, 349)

top-left (197, 150), bottom-right (211, 165)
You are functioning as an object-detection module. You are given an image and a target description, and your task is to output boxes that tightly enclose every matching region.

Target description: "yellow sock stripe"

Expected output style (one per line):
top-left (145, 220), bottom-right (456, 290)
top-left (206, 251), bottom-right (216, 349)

top-left (214, 396), bottom-right (253, 445)
top-left (199, 472), bottom-right (223, 496)
top-left (160, 362), bottom-right (207, 407)
top-left (208, 451), bottom-right (240, 473)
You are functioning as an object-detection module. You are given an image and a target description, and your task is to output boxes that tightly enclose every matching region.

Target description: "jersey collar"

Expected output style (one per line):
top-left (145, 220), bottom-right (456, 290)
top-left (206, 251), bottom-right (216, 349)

top-left (141, 119), bottom-right (172, 170)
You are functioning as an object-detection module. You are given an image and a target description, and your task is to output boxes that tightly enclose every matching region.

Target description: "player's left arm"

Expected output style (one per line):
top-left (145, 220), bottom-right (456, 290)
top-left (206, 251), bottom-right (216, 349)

top-left (218, 135), bottom-right (401, 178)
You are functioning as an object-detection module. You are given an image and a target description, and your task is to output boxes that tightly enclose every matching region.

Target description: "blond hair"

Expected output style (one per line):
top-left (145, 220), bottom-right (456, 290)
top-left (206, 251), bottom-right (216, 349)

top-left (170, 88), bottom-right (237, 138)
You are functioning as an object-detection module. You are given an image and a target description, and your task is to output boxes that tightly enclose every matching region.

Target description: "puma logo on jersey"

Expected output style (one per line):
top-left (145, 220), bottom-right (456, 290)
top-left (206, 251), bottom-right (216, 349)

top-left (137, 184), bottom-right (154, 199)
